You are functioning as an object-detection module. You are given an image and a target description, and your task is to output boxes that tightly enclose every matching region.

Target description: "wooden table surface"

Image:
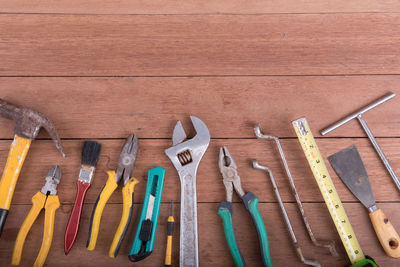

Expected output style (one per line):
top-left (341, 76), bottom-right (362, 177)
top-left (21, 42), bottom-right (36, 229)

top-left (1, 1), bottom-right (400, 266)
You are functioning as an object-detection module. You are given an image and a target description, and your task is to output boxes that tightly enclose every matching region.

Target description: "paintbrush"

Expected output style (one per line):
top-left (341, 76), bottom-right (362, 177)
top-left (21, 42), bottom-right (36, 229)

top-left (64, 141), bottom-right (101, 255)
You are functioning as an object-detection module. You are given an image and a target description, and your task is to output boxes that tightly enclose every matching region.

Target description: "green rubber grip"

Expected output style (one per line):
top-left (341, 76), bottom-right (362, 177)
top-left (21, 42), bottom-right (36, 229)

top-left (218, 201), bottom-right (245, 267)
top-left (242, 192), bottom-right (273, 267)
top-left (350, 256), bottom-right (378, 267)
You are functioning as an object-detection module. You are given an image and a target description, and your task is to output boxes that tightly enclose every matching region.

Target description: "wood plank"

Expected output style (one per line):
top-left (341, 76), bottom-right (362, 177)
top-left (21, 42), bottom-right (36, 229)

top-left (0, 14), bottom-right (400, 76)
top-left (2, 0), bottom-right (400, 14)
top-left (0, 77), bottom-right (398, 139)
top-left (1, 202), bottom-right (399, 266)
top-left (4, 138), bottom-right (400, 205)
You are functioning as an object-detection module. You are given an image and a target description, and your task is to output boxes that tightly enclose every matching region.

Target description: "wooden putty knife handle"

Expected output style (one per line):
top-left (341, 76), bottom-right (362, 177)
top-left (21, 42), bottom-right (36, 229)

top-left (369, 208), bottom-right (400, 258)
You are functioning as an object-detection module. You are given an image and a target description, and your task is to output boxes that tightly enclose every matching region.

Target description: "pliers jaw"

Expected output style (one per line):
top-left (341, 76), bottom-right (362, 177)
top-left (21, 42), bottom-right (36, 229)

top-left (116, 134), bottom-right (138, 186)
top-left (219, 147), bottom-right (245, 202)
top-left (41, 165), bottom-right (61, 196)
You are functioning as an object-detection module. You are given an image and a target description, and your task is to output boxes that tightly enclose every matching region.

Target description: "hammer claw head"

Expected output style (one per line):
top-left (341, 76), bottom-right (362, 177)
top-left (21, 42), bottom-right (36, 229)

top-left (0, 99), bottom-right (66, 157)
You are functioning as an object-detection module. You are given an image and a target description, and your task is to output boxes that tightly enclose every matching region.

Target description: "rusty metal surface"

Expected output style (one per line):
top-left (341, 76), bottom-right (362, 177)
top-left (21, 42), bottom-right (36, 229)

top-left (0, 98), bottom-right (65, 157)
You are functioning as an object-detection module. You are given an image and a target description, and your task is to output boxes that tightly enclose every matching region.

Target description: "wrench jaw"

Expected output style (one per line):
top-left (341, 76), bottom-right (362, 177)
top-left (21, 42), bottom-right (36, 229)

top-left (189, 116), bottom-right (211, 147)
top-left (172, 120), bottom-right (187, 146)
top-left (165, 115), bottom-right (210, 179)
top-left (171, 116), bottom-right (210, 148)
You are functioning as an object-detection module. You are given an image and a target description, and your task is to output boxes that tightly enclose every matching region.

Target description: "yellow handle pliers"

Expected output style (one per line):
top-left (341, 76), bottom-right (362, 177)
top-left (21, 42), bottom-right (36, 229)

top-left (87, 134), bottom-right (139, 258)
top-left (12, 165), bottom-right (62, 267)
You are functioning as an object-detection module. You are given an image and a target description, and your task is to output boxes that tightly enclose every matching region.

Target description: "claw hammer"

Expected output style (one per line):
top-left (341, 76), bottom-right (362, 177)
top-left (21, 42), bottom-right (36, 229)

top-left (0, 99), bottom-right (65, 236)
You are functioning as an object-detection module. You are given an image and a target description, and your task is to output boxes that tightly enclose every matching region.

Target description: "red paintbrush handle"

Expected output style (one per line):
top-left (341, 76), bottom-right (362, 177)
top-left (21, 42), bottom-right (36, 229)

top-left (64, 181), bottom-right (91, 254)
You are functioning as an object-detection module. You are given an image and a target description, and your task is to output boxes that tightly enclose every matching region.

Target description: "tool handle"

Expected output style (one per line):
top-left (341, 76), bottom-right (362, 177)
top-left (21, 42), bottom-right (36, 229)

top-left (12, 192), bottom-right (45, 266)
top-left (369, 208), bottom-right (400, 258)
top-left (218, 201), bottom-right (245, 267)
top-left (178, 173), bottom-right (199, 266)
top-left (109, 176), bottom-right (138, 258)
top-left (64, 181), bottom-right (91, 254)
top-left (164, 235), bottom-right (173, 267)
top-left (242, 192), bottom-right (273, 267)
top-left (164, 216), bottom-right (175, 267)
top-left (0, 135), bottom-right (31, 236)
top-left (34, 195), bottom-right (60, 267)
top-left (87, 170), bottom-right (118, 251)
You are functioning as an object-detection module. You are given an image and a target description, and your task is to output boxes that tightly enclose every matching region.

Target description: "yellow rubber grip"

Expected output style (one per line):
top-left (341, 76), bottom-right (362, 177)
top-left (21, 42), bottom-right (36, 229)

top-left (165, 235), bottom-right (173, 265)
top-left (34, 195), bottom-right (59, 267)
top-left (87, 170), bottom-right (118, 251)
top-left (12, 192), bottom-right (45, 266)
top-left (109, 176), bottom-right (139, 258)
top-left (0, 135), bottom-right (31, 210)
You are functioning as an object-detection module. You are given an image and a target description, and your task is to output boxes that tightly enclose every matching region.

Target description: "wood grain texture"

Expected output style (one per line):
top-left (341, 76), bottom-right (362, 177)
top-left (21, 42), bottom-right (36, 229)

top-left (2, 1), bottom-right (400, 14)
top-left (1, 1), bottom-right (400, 266)
top-left (0, 77), bottom-right (398, 139)
top-left (1, 14), bottom-right (400, 76)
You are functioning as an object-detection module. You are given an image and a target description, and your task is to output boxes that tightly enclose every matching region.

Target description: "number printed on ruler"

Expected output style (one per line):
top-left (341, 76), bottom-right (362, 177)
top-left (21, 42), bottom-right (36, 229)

top-left (292, 117), bottom-right (364, 264)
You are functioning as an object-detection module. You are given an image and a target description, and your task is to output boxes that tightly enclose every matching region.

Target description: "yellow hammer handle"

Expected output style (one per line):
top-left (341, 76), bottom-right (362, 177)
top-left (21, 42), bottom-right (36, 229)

top-left (87, 170), bottom-right (118, 251)
top-left (34, 195), bottom-right (60, 267)
top-left (12, 192), bottom-right (45, 266)
top-left (109, 176), bottom-right (139, 258)
top-left (0, 135), bottom-right (31, 210)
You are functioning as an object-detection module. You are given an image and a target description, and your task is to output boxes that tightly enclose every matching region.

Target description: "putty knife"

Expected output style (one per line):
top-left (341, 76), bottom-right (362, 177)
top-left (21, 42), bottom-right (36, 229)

top-left (328, 145), bottom-right (400, 258)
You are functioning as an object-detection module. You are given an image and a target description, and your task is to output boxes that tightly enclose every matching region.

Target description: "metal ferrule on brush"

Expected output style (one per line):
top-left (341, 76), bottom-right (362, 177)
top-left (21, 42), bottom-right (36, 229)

top-left (78, 165), bottom-right (95, 184)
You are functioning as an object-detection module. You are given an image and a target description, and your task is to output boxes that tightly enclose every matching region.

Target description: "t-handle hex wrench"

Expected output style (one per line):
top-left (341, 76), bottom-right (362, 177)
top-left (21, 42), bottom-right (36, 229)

top-left (321, 92), bottom-right (400, 191)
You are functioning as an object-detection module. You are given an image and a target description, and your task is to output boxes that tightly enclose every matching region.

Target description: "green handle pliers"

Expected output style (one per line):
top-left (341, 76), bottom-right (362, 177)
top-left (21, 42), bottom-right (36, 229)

top-left (217, 146), bottom-right (273, 267)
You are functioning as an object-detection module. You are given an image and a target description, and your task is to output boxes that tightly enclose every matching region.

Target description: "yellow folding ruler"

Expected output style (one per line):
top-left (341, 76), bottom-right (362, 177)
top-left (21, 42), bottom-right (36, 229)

top-left (292, 117), bottom-right (377, 267)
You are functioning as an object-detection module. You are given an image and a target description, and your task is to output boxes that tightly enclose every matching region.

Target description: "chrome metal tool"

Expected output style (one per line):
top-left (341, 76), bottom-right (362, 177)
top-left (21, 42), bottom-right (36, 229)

top-left (321, 93), bottom-right (400, 192)
top-left (254, 125), bottom-right (337, 257)
top-left (253, 160), bottom-right (320, 267)
top-left (165, 115), bottom-right (210, 267)
top-left (329, 145), bottom-right (400, 258)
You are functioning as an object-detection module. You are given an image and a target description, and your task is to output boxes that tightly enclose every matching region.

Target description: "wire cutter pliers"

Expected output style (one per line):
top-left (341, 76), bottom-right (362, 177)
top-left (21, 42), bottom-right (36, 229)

top-left (218, 146), bottom-right (273, 267)
top-left (12, 165), bottom-right (61, 267)
top-left (87, 134), bottom-right (139, 258)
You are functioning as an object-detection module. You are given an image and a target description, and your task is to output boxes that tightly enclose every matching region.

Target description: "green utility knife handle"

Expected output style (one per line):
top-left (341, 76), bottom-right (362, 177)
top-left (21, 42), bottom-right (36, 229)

top-left (129, 166), bottom-right (165, 262)
top-left (218, 201), bottom-right (246, 267)
top-left (350, 256), bottom-right (378, 267)
top-left (242, 192), bottom-right (273, 267)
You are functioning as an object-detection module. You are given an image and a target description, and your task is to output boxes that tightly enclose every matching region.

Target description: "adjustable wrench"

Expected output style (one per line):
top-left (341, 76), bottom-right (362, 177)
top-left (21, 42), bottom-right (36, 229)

top-left (165, 116), bottom-right (210, 267)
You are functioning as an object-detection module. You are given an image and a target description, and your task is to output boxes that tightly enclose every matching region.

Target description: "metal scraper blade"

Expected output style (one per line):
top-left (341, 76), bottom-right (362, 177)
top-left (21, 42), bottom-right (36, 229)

top-left (328, 145), bottom-right (376, 211)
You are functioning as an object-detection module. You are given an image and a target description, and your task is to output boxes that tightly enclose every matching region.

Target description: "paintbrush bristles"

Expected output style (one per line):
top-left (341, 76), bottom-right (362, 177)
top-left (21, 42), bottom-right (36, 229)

top-left (81, 141), bottom-right (101, 167)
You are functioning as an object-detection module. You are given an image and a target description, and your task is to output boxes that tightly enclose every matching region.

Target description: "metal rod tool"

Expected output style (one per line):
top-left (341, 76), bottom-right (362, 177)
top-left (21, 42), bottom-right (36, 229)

top-left (253, 160), bottom-right (320, 267)
top-left (254, 125), bottom-right (338, 256)
top-left (320, 93), bottom-right (400, 191)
